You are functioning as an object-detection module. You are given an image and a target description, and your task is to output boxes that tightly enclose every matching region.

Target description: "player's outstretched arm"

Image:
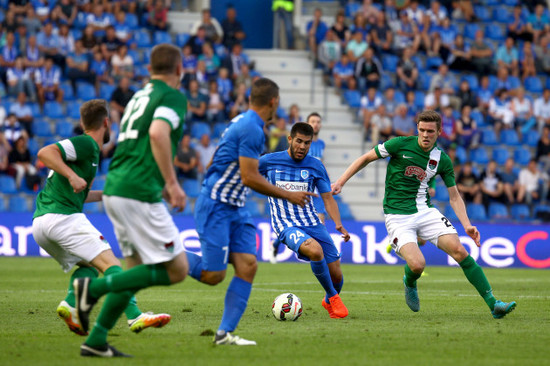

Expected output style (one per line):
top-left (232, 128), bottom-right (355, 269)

top-left (37, 144), bottom-right (87, 193)
top-left (239, 156), bottom-right (316, 208)
top-left (149, 119), bottom-right (186, 211)
top-left (85, 190), bottom-right (103, 203)
top-left (321, 191), bottom-right (350, 242)
top-left (448, 185), bottom-right (481, 246)
top-left (332, 148), bottom-right (379, 195)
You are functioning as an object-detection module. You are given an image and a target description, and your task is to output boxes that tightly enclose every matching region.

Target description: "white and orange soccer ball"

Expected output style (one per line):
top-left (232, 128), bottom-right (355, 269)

top-left (271, 293), bottom-right (303, 321)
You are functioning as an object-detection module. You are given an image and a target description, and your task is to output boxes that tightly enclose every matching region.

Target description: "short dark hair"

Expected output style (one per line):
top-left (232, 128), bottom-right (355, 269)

top-left (249, 78), bottom-right (279, 107)
top-left (306, 112), bottom-right (321, 123)
top-left (150, 43), bottom-right (182, 75)
top-left (290, 122), bottom-right (314, 138)
top-left (80, 99), bottom-right (108, 130)
top-left (416, 110), bottom-right (442, 130)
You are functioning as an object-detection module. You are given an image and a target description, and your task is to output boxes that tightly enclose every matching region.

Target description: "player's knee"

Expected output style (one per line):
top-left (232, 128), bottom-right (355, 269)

top-left (408, 259), bottom-right (425, 274)
top-left (234, 258), bottom-right (257, 281)
top-left (301, 240), bottom-right (323, 261)
top-left (201, 271), bottom-right (226, 285)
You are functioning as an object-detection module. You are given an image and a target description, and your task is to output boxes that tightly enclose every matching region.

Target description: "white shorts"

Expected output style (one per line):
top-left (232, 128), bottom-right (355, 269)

top-left (32, 213), bottom-right (112, 273)
top-left (103, 195), bottom-right (183, 264)
top-left (385, 207), bottom-right (457, 256)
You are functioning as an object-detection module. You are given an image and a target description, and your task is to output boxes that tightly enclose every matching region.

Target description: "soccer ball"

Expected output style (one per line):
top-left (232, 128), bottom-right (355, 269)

top-left (271, 293), bottom-right (303, 321)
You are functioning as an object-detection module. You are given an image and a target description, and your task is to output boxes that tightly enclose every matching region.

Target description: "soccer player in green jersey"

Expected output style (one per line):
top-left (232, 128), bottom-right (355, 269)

top-left (32, 99), bottom-right (170, 338)
top-left (332, 110), bottom-right (516, 319)
top-left (73, 44), bottom-right (190, 357)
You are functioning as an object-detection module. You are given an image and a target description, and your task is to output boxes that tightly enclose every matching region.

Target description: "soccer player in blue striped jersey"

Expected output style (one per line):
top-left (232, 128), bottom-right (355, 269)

top-left (260, 122), bottom-right (351, 319)
top-left (184, 78), bottom-right (315, 345)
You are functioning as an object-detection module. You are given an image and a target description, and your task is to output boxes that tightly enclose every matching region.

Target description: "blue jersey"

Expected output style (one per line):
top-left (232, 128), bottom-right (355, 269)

top-left (308, 139), bottom-right (325, 160)
top-left (259, 151), bottom-right (330, 235)
top-left (201, 109), bottom-right (265, 207)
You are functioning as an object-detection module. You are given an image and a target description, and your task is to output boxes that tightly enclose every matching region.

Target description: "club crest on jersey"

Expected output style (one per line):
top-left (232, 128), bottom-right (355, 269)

top-left (428, 159), bottom-right (438, 170)
top-left (404, 166), bottom-right (427, 181)
top-left (301, 170), bottom-right (309, 179)
top-left (164, 241), bottom-right (174, 253)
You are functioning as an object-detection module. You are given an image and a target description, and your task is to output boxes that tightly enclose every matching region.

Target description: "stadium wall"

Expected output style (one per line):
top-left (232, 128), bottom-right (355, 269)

top-left (2, 213), bottom-right (549, 269)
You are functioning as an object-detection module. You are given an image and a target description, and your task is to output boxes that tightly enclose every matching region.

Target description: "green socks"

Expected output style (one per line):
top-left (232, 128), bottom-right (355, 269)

top-left (404, 264), bottom-right (421, 288)
top-left (102, 266), bottom-right (142, 320)
top-left (65, 266), bottom-right (99, 307)
top-left (459, 255), bottom-right (496, 310)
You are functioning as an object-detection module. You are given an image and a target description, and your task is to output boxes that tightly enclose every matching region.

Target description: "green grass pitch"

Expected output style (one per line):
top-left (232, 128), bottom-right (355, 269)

top-left (0, 257), bottom-right (549, 366)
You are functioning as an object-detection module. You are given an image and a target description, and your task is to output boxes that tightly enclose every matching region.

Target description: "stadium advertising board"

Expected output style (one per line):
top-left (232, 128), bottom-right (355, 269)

top-left (1, 213), bottom-right (548, 269)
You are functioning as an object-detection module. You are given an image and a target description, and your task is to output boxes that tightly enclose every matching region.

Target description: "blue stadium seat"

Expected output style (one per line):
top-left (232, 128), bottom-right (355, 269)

top-left (411, 55), bottom-right (426, 71)
top-left (9, 196), bottom-right (29, 212)
top-left (503, 0), bottom-right (518, 5)
top-left (67, 101), bottom-right (81, 120)
top-left (461, 74), bottom-right (479, 91)
top-left (244, 200), bottom-right (261, 217)
top-left (212, 122), bottom-right (229, 139)
top-left (488, 202), bottom-right (509, 219)
top-left (533, 204), bottom-right (550, 220)
top-left (134, 29), bottom-right (152, 48)
top-left (27, 138), bottom-right (39, 156)
top-left (0, 176), bottom-right (17, 194)
top-left (343, 90), bottom-right (361, 108)
top-left (482, 129), bottom-right (499, 146)
top-left (380, 73), bottom-right (394, 89)
top-left (182, 179), bottom-right (201, 198)
top-left (60, 82), bottom-right (75, 101)
top-left (100, 158), bottom-right (111, 174)
top-left (470, 147), bottom-right (489, 165)
top-left (126, 13), bottom-right (139, 29)
top-left (418, 72), bottom-right (431, 91)
top-left (175, 33), bottom-right (190, 47)
top-left (190, 122), bottom-right (211, 140)
top-left (73, 12), bottom-right (87, 29)
top-left (91, 177), bottom-right (106, 190)
top-left (32, 120), bottom-right (53, 137)
top-left (44, 101), bottom-right (64, 119)
top-left (485, 24), bottom-right (505, 41)
top-left (473, 5), bottom-right (492, 22)
top-left (99, 83), bottom-right (116, 100)
top-left (523, 129), bottom-right (540, 147)
top-left (433, 184), bottom-right (449, 202)
top-left (525, 77), bottom-right (543, 93)
top-left (508, 76), bottom-right (521, 89)
top-left (493, 6), bottom-right (512, 23)
top-left (338, 202), bottom-right (354, 220)
top-left (510, 204), bottom-right (531, 221)
top-left (381, 54), bottom-right (399, 73)
top-left (492, 147), bottom-right (509, 165)
top-left (414, 90), bottom-right (425, 109)
top-left (470, 109), bottom-right (487, 127)
top-left (345, 2), bottom-right (361, 17)
top-left (444, 204), bottom-right (459, 222)
top-left (426, 56), bottom-right (443, 69)
top-left (154, 31), bottom-right (172, 44)
top-left (83, 202), bottom-right (102, 214)
top-left (134, 65), bottom-right (149, 79)
top-left (29, 102), bottom-right (41, 118)
top-left (501, 130), bottom-right (520, 146)
top-left (76, 82), bottom-right (97, 101)
top-left (513, 147), bottom-right (531, 165)
top-left (55, 120), bottom-right (74, 138)
top-left (276, 106), bottom-right (288, 120)
top-left (394, 90), bottom-right (406, 104)
top-left (467, 203), bottom-right (487, 221)
top-left (456, 145), bottom-right (468, 164)
top-left (464, 23), bottom-right (480, 40)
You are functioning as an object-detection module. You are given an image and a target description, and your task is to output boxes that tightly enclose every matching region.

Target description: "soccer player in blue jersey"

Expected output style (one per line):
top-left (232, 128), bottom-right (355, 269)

top-left (260, 122), bottom-right (351, 318)
top-left (184, 78), bottom-right (315, 345)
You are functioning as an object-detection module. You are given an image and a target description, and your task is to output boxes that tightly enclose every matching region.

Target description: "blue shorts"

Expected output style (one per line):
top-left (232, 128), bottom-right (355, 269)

top-left (194, 194), bottom-right (257, 272)
top-left (312, 195), bottom-right (326, 215)
top-left (279, 225), bottom-right (340, 263)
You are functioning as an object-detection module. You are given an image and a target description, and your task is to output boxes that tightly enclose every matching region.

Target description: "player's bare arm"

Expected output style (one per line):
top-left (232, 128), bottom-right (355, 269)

top-left (321, 191), bottom-right (350, 242)
top-left (85, 190), bottom-right (103, 203)
top-left (149, 119), bottom-right (186, 211)
top-left (37, 144), bottom-right (87, 193)
top-left (448, 185), bottom-right (481, 246)
top-left (239, 156), bottom-right (316, 208)
top-left (332, 148), bottom-right (380, 195)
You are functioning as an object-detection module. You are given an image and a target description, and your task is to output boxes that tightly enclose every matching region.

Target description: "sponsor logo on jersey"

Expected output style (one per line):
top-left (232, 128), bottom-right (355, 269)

top-left (404, 166), bottom-right (426, 181)
top-left (428, 159), bottom-right (438, 170)
top-left (276, 181), bottom-right (309, 192)
top-left (301, 170), bottom-right (309, 179)
top-left (164, 241), bottom-right (174, 253)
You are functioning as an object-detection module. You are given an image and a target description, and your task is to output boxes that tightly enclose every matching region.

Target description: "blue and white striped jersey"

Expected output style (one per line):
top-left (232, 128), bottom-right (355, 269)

top-left (259, 150), bottom-right (331, 235)
top-left (308, 139), bottom-right (325, 160)
top-left (201, 109), bottom-right (265, 207)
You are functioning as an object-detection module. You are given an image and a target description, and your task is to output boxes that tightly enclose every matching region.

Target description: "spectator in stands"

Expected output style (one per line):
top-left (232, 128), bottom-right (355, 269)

top-left (536, 126), bottom-right (550, 171)
top-left (80, 24), bottom-right (100, 53)
top-left (216, 67), bottom-right (232, 105)
top-left (206, 80), bottom-right (225, 124)
top-left (110, 44), bottom-right (134, 82)
top-left (489, 88), bottom-right (515, 137)
top-left (36, 57), bottom-right (63, 108)
top-left (234, 62), bottom-right (253, 90)
top-left (455, 105), bottom-right (479, 149)
top-left (383, 0), bottom-right (400, 31)
top-left (520, 41), bottom-right (537, 82)
top-left (228, 81), bottom-right (249, 119)
top-left (174, 134), bottom-right (199, 180)
top-left (0, 97), bottom-right (6, 126)
top-left (346, 31), bottom-right (368, 63)
top-left (534, 35), bottom-right (550, 74)
top-left (191, 8), bottom-right (222, 43)
top-left (109, 77), bottom-right (134, 124)
top-left (2, 10), bottom-right (20, 34)
top-left (355, 47), bottom-right (380, 92)
top-left (8, 135), bottom-right (37, 189)
top-left (349, 13), bottom-right (368, 38)
top-left (91, 51), bottom-right (113, 93)
top-left (186, 79), bottom-right (208, 122)
top-left (405, 90), bottom-right (420, 118)
top-left (526, 4), bottom-right (550, 44)
top-left (195, 60), bottom-right (209, 94)
top-left (511, 87), bottom-right (536, 135)
top-left (33, 0), bottom-right (51, 23)
top-left (332, 53), bottom-right (356, 90)
top-left (9, 92), bottom-right (33, 138)
top-left (405, 0), bottom-right (424, 27)
top-left (480, 160), bottom-right (505, 208)
top-left (86, 3), bottom-right (111, 35)
top-left (113, 0), bottom-right (137, 15)
top-left (370, 11), bottom-right (393, 54)
top-left (500, 158), bottom-right (519, 205)
top-left (429, 63), bottom-right (455, 95)
top-left (439, 105), bottom-right (457, 149)
top-left (477, 75), bottom-right (493, 114)
top-left (507, 5), bottom-right (532, 42)
top-left (369, 103), bottom-right (393, 145)
top-left (361, 0), bottom-right (380, 25)
top-left (269, 116), bottom-right (289, 152)
top-left (383, 87), bottom-right (398, 118)
top-left (517, 159), bottom-right (549, 205)
top-left (394, 10), bottom-right (420, 54)
top-left (307, 8), bottom-right (328, 59)
top-left (23, 35), bottom-right (44, 73)
top-left (195, 133), bottom-right (216, 175)
top-left (495, 37), bottom-right (519, 78)
top-left (430, 17), bottom-right (455, 61)
top-left (361, 87), bottom-right (382, 131)
top-left (426, 0), bottom-right (447, 27)
top-left (0, 131), bottom-right (15, 176)
top-left (424, 86), bottom-right (450, 111)
top-left (534, 88), bottom-right (550, 132)
top-left (15, 24), bottom-right (29, 56)
top-left (100, 26), bottom-right (123, 62)
top-left (447, 34), bottom-right (471, 71)
top-left (187, 26), bottom-right (207, 56)
top-left (57, 23), bottom-right (75, 59)
top-left (317, 30), bottom-right (341, 83)
top-left (331, 11), bottom-right (350, 48)
top-left (457, 162), bottom-right (482, 204)
top-left (222, 43), bottom-right (249, 80)
top-left (2, 113), bottom-right (28, 145)
top-left (51, 0), bottom-right (78, 27)
top-left (0, 32), bottom-right (18, 86)
top-left (392, 103), bottom-right (415, 136)
top-left (287, 104), bottom-right (301, 126)
top-left (113, 11), bottom-right (133, 45)
top-left (272, 0), bottom-right (295, 49)
top-left (22, 6), bottom-right (43, 36)
top-left (198, 42), bottom-right (220, 80)
top-left (180, 44), bottom-right (197, 90)
top-left (451, 0), bottom-right (475, 22)
top-left (7, 57), bottom-right (37, 102)
top-left (396, 47), bottom-right (418, 91)
top-left (470, 30), bottom-right (493, 76)
top-left (457, 79), bottom-right (477, 110)
top-left (221, 5), bottom-right (246, 50)
top-left (66, 39), bottom-right (96, 94)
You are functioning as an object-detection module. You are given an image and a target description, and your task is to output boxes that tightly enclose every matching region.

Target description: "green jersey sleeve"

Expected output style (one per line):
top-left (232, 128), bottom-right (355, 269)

top-left (438, 153), bottom-right (456, 187)
top-left (374, 136), bottom-right (405, 159)
top-left (154, 91), bottom-right (187, 130)
top-left (56, 135), bottom-right (95, 163)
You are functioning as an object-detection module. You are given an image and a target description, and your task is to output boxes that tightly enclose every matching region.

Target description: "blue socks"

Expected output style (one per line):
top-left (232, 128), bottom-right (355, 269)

top-left (325, 277), bottom-right (344, 303)
top-left (311, 259), bottom-right (337, 299)
top-left (218, 277), bottom-right (252, 332)
top-left (185, 251), bottom-right (204, 281)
